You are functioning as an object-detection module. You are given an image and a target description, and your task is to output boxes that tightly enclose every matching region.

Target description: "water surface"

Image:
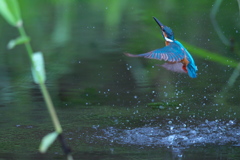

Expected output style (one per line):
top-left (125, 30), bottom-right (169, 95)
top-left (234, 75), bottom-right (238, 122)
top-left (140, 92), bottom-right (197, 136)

top-left (0, 0), bottom-right (240, 159)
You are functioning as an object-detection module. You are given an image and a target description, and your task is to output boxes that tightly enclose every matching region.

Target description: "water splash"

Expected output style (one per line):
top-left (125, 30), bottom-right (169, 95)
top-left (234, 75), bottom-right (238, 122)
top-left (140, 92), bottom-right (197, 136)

top-left (97, 120), bottom-right (240, 148)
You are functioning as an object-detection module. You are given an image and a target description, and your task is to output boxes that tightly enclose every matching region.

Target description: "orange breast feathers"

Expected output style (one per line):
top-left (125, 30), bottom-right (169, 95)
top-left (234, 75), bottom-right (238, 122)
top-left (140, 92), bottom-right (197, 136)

top-left (181, 58), bottom-right (189, 72)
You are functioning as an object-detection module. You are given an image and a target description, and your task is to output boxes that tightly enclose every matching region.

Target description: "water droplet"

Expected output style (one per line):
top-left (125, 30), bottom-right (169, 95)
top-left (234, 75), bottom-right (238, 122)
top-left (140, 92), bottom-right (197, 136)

top-left (164, 92), bottom-right (168, 97)
top-left (110, 148), bottom-right (114, 154)
top-left (178, 154), bottom-right (183, 158)
top-left (228, 120), bottom-right (235, 125)
top-left (133, 110), bottom-right (139, 114)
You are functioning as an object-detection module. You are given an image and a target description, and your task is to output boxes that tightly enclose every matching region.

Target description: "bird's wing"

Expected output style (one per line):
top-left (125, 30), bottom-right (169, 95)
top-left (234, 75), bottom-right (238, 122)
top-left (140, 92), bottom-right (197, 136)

top-left (125, 42), bottom-right (185, 62)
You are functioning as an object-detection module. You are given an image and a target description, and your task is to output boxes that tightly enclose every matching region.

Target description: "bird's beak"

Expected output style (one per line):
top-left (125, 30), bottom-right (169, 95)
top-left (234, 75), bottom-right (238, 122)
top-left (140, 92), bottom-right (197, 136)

top-left (153, 17), bottom-right (166, 39)
top-left (153, 17), bottom-right (164, 29)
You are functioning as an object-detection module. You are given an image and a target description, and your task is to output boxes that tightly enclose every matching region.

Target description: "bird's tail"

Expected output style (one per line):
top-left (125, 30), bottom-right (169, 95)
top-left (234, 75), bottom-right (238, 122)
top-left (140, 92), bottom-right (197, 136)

top-left (187, 64), bottom-right (198, 78)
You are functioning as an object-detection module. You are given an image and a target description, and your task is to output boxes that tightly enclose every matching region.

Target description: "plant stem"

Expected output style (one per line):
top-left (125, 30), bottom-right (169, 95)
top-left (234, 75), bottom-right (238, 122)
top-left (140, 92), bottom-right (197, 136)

top-left (17, 25), bottom-right (63, 133)
top-left (18, 26), bottom-right (33, 57)
top-left (39, 82), bottom-right (63, 133)
top-left (210, 0), bottom-right (231, 46)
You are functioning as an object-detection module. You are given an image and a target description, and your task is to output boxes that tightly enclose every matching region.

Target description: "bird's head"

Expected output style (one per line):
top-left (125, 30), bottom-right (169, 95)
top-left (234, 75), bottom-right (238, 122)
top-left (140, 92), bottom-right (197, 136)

top-left (153, 17), bottom-right (174, 42)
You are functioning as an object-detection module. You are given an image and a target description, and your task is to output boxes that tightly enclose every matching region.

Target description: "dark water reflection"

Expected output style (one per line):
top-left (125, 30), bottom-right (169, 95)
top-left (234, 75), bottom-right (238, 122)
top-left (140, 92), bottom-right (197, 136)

top-left (1, 0), bottom-right (240, 159)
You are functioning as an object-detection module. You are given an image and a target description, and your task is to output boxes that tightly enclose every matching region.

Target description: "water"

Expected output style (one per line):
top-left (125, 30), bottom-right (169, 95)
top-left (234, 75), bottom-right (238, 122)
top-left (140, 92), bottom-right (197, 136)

top-left (0, 0), bottom-right (240, 159)
top-left (98, 120), bottom-right (240, 147)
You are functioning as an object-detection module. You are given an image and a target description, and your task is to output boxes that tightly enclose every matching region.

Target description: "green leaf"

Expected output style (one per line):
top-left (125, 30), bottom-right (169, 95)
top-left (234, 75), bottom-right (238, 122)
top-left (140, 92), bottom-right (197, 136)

top-left (0, 0), bottom-right (22, 27)
top-left (39, 131), bottom-right (59, 153)
top-left (31, 52), bottom-right (46, 84)
top-left (7, 36), bottom-right (30, 49)
top-left (181, 41), bottom-right (238, 68)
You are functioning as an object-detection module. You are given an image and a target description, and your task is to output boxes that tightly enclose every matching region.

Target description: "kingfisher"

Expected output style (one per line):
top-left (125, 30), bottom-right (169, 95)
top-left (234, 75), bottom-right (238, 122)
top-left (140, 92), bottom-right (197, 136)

top-left (125, 17), bottom-right (198, 78)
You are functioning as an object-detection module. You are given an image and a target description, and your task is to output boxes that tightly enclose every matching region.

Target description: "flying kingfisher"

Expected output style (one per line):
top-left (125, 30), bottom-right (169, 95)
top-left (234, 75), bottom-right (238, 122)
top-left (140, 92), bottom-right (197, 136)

top-left (125, 17), bottom-right (198, 78)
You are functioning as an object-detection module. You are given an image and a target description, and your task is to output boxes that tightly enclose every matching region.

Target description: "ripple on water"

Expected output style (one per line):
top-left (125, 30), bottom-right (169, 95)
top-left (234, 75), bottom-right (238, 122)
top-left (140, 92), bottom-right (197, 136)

top-left (96, 120), bottom-right (240, 148)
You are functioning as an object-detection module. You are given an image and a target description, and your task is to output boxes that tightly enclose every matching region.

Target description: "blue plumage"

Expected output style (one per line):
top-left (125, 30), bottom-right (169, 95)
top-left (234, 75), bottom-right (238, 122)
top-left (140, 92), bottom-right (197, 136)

top-left (125, 17), bottom-right (198, 78)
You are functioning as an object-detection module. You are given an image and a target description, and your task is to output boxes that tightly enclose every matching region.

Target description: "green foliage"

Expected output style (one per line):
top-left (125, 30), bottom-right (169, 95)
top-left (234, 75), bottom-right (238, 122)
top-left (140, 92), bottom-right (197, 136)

top-left (0, 0), bottom-right (70, 157)
top-left (105, 0), bottom-right (126, 28)
top-left (181, 41), bottom-right (238, 68)
top-left (39, 131), bottom-right (59, 153)
top-left (0, 0), bottom-right (22, 27)
top-left (31, 52), bottom-right (46, 84)
top-left (7, 36), bottom-right (30, 49)
top-left (227, 63), bottom-right (240, 87)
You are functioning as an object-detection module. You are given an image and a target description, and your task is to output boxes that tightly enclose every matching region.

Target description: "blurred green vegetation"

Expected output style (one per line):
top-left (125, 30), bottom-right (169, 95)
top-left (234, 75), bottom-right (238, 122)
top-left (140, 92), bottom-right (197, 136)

top-left (0, 0), bottom-right (74, 157)
top-left (0, 0), bottom-right (239, 113)
top-left (0, 0), bottom-right (240, 158)
top-left (0, 0), bottom-right (239, 121)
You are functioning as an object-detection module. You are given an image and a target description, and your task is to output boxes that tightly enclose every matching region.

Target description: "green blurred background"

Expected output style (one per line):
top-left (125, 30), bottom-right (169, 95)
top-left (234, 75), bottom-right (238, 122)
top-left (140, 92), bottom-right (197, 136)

top-left (0, 0), bottom-right (240, 159)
